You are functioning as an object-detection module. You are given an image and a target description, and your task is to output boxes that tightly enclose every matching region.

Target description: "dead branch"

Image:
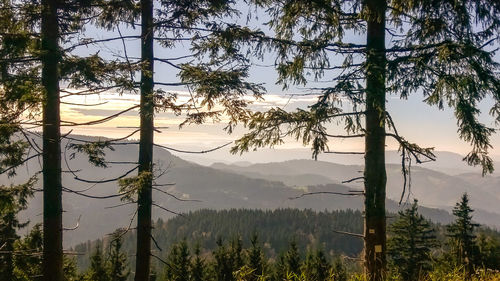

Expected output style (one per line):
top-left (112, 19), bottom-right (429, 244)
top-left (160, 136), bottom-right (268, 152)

top-left (332, 229), bottom-right (364, 238)
top-left (63, 215), bottom-right (82, 231)
top-left (342, 176), bottom-right (364, 184)
top-left (289, 190), bottom-right (364, 200)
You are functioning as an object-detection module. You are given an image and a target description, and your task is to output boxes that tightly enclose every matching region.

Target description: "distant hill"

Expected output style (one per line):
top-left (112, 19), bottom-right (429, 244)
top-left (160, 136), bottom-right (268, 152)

top-left (211, 159), bottom-right (500, 221)
top-left (183, 147), bottom-right (500, 176)
top-left (2, 134), bottom-right (498, 247)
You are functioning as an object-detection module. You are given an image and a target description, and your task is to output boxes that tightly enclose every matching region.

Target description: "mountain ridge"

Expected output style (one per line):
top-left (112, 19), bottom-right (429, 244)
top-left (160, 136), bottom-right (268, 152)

top-left (2, 134), bottom-right (498, 247)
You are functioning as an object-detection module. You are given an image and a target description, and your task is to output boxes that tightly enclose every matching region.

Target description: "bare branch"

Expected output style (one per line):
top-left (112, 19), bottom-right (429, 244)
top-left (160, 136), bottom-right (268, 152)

top-left (332, 229), bottom-right (364, 238)
top-left (63, 215), bottom-right (81, 231)
top-left (289, 190), bottom-right (364, 200)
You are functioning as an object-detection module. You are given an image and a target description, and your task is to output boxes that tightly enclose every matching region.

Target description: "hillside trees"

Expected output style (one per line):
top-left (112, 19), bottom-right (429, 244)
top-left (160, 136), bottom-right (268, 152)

top-left (229, 1), bottom-right (500, 280)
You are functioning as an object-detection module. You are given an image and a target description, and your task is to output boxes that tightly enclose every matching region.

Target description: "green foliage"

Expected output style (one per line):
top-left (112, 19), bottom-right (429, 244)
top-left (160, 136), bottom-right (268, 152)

top-left (387, 200), bottom-right (438, 281)
top-left (476, 232), bottom-right (500, 270)
top-left (74, 209), bottom-right (364, 270)
top-left (12, 224), bottom-right (43, 281)
top-left (274, 239), bottom-right (301, 281)
top-left (108, 230), bottom-right (130, 281)
top-left (331, 258), bottom-right (348, 281)
top-left (446, 193), bottom-right (480, 275)
top-left (68, 141), bottom-right (114, 168)
top-left (301, 249), bottom-right (330, 281)
top-left (190, 244), bottom-right (206, 281)
top-left (118, 171), bottom-right (153, 202)
top-left (213, 237), bottom-right (246, 281)
top-left (84, 245), bottom-right (109, 281)
top-left (0, 178), bottom-right (35, 280)
top-left (247, 233), bottom-right (266, 281)
top-left (164, 240), bottom-right (191, 281)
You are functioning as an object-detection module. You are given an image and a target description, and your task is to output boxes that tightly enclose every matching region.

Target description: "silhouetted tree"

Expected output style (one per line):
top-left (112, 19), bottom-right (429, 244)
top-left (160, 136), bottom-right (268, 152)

top-left (230, 1), bottom-right (500, 280)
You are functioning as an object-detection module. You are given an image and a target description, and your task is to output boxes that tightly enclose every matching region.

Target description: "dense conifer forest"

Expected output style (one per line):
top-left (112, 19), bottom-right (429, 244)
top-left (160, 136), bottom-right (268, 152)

top-left (1, 0), bottom-right (499, 280)
top-left (70, 207), bottom-right (500, 281)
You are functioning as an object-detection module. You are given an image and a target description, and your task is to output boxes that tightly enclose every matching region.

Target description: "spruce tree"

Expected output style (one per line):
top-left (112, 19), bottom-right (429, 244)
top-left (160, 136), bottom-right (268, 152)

top-left (247, 233), bottom-right (265, 281)
top-left (387, 200), bottom-right (438, 281)
top-left (0, 180), bottom-right (34, 280)
top-left (447, 193), bottom-right (480, 276)
top-left (164, 240), bottom-right (191, 281)
top-left (275, 239), bottom-right (301, 281)
top-left (107, 231), bottom-right (130, 281)
top-left (476, 233), bottom-right (500, 270)
top-left (190, 244), bottom-right (206, 281)
top-left (301, 249), bottom-right (329, 281)
top-left (85, 245), bottom-right (110, 281)
top-left (12, 224), bottom-right (43, 281)
top-left (230, 236), bottom-right (245, 272)
top-left (213, 238), bottom-right (235, 281)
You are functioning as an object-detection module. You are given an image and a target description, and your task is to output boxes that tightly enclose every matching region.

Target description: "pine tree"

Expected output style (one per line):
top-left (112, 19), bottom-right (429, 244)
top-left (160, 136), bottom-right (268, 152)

top-left (447, 193), bottom-right (480, 276)
top-left (0, 180), bottom-right (34, 280)
top-left (274, 239), bottom-right (301, 281)
top-left (190, 244), bottom-right (206, 281)
top-left (301, 249), bottom-right (329, 281)
top-left (476, 233), bottom-right (500, 270)
top-left (107, 231), bottom-right (129, 281)
top-left (230, 236), bottom-right (245, 272)
top-left (12, 224), bottom-right (43, 281)
top-left (85, 245), bottom-right (110, 281)
top-left (164, 240), bottom-right (191, 281)
top-left (247, 233), bottom-right (265, 281)
top-left (214, 238), bottom-right (235, 281)
top-left (387, 200), bottom-right (438, 281)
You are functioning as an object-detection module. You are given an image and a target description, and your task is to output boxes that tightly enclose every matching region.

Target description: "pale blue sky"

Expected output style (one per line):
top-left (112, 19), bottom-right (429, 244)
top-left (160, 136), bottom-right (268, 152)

top-left (61, 5), bottom-right (500, 161)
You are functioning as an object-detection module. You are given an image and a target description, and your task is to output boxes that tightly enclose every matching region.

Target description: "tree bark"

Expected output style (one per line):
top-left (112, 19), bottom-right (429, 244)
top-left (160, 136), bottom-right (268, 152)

top-left (134, 0), bottom-right (154, 280)
top-left (41, 0), bottom-right (63, 281)
top-left (363, 0), bottom-right (387, 280)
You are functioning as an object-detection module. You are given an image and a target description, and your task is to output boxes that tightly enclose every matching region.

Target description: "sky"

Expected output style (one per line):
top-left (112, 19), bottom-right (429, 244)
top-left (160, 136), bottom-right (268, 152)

top-left (52, 5), bottom-right (500, 165)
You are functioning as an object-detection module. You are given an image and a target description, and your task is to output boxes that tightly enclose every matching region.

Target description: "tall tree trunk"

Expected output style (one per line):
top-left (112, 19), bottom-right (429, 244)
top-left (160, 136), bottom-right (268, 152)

top-left (41, 1), bottom-right (63, 281)
top-left (363, 0), bottom-right (387, 280)
top-left (134, 0), bottom-right (154, 280)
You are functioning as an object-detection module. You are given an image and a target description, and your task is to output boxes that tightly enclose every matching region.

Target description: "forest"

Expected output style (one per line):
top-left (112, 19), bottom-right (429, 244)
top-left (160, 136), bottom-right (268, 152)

top-left (1, 0), bottom-right (500, 281)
